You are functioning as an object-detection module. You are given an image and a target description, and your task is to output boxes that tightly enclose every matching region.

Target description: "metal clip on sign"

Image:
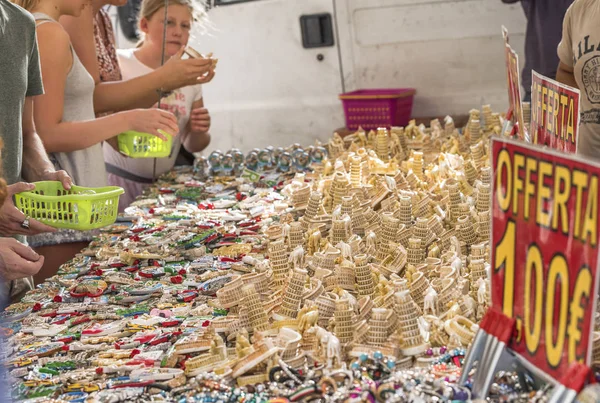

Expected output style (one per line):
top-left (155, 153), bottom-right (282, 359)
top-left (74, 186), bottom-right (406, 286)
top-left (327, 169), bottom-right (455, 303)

top-left (460, 308), bottom-right (516, 399)
top-left (547, 363), bottom-right (591, 403)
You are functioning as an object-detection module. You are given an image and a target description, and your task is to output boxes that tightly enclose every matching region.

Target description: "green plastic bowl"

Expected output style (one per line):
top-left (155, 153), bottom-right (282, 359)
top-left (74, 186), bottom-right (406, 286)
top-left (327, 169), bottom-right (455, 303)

top-left (15, 181), bottom-right (125, 230)
top-left (118, 130), bottom-right (173, 158)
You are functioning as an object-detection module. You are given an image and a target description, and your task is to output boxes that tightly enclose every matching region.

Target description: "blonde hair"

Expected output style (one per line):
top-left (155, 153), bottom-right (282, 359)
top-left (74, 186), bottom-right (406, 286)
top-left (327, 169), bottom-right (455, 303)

top-left (11, 0), bottom-right (39, 12)
top-left (136, 0), bottom-right (207, 47)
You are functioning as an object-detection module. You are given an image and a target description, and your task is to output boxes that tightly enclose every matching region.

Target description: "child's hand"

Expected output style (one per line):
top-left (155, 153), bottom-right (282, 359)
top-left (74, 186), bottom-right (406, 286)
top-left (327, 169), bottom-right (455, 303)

top-left (160, 48), bottom-right (214, 90)
top-left (189, 107), bottom-right (211, 133)
top-left (127, 109), bottom-right (179, 139)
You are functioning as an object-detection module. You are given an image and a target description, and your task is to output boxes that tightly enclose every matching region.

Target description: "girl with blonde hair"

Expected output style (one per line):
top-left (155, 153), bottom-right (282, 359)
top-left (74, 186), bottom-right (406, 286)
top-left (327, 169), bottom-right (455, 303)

top-left (103, 0), bottom-right (212, 210)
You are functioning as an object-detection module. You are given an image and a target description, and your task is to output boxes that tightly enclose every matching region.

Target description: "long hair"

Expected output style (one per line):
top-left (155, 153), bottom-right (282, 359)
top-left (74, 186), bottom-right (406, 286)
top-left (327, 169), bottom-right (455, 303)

top-left (136, 0), bottom-right (208, 47)
top-left (11, 0), bottom-right (38, 11)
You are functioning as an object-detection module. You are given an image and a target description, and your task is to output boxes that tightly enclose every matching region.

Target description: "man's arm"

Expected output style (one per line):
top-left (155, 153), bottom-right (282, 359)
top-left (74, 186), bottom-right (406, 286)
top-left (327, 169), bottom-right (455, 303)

top-left (21, 97), bottom-right (72, 189)
top-left (556, 61), bottom-right (579, 89)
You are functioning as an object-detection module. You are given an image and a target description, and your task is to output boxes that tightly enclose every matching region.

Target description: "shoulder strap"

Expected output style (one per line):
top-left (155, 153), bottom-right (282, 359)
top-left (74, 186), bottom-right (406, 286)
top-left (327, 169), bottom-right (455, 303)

top-left (33, 13), bottom-right (55, 27)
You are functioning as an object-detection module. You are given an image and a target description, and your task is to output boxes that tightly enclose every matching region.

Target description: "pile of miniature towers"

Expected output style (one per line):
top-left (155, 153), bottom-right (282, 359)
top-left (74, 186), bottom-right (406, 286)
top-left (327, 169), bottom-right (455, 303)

top-left (190, 107), bottom-right (500, 385)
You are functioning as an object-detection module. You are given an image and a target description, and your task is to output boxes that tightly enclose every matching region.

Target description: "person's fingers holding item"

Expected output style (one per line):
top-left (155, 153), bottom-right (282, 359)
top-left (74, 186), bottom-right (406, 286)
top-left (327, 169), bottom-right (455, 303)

top-left (153, 124), bottom-right (173, 140)
top-left (173, 46), bottom-right (185, 59)
top-left (198, 69), bottom-right (216, 85)
top-left (13, 254), bottom-right (44, 277)
top-left (159, 117), bottom-right (179, 135)
top-left (7, 182), bottom-right (35, 197)
top-left (55, 170), bottom-right (73, 190)
top-left (0, 239), bottom-right (44, 280)
top-left (8, 239), bottom-right (40, 261)
top-left (188, 57), bottom-right (212, 69)
top-left (26, 218), bottom-right (57, 235)
top-left (158, 110), bottom-right (179, 131)
top-left (0, 203), bottom-right (29, 236)
top-left (186, 58), bottom-right (212, 78)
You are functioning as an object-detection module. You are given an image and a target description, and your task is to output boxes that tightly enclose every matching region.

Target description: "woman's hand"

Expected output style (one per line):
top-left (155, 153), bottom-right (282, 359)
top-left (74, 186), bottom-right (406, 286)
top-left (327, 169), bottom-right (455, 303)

top-left (0, 183), bottom-right (57, 236)
top-left (40, 169), bottom-right (73, 190)
top-left (189, 107), bottom-right (211, 133)
top-left (159, 48), bottom-right (215, 91)
top-left (126, 109), bottom-right (179, 139)
top-left (0, 238), bottom-right (44, 281)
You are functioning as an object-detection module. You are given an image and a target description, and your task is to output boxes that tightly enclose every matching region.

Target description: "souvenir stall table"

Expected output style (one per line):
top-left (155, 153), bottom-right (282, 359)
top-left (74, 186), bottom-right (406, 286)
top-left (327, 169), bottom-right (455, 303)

top-left (2, 107), bottom-right (599, 403)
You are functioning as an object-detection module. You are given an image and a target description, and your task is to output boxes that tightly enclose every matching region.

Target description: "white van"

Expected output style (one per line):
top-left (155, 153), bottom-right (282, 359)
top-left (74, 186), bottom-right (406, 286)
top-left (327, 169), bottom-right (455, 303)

top-left (112, 0), bottom-right (526, 152)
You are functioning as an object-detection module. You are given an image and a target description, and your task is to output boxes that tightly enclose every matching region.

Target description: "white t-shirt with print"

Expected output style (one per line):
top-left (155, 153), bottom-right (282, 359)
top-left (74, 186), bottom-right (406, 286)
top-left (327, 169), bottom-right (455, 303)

top-left (103, 48), bottom-right (203, 178)
top-left (558, 0), bottom-right (600, 160)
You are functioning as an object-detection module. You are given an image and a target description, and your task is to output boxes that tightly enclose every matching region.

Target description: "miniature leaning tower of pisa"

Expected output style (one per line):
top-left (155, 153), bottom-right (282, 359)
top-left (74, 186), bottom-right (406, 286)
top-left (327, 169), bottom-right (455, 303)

top-left (407, 238), bottom-right (425, 266)
top-left (269, 239), bottom-right (291, 288)
top-left (355, 254), bottom-right (376, 297)
top-left (367, 308), bottom-right (390, 347)
top-left (469, 259), bottom-right (487, 299)
top-left (330, 214), bottom-right (352, 245)
top-left (437, 278), bottom-right (456, 314)
top-left (457, 215), bottom-right (478, 248)
top-left (334, 299), bottom-right (355, 345)
top-left (413, 217), bottom-right (430, 246)
top-left (242, 284), bottom-right (270, 332)
top-left (275, 268), bottom-right (307, 319)
top-left (470, 242), bottom-right (487, 261)
top-left (340, 197), bottom-right (355, 225)
top-left (392, 126), bottom-right (408, 155)
top-left (446, 179), bottom-right (462, 223)
top-left (476, 183), bottom-right (491, 213)
top-left (288, 222), bottom-right (305, 250)
top-left (351, 197), bottom-right (367, 236)
top-left (303, 191), bottom-right (323, 227)
top-left (376, 127), bottom-right (390, 161)
top-left (356, 148), bottom-right (370, 179)
top-left (330, 171), bottom-right (350, 209)
top-left (410, 151), bottom-right (424, 181)
top-left (464, 160), bottom-right (478, 185)
top-left (482, 104), bottom-right (494, 132)
top-left (349, 155), bottom-right (363, 188)
top-left (490, 113), bottom-right (502, 131)
top-left (469, 119), bottom-right (483, 147)
top-left (397, 195), bottom-right (413, 226)
top-left (470, 142), bottom-right (485, 169)
top-left (395, 290), bottom-right (428, 356)
top-left (477, 211), bottom-right (490, 242)
top-left (479, 166), bottom-right (491, 185)
top-left (378, 213), bottom-right (400, 259)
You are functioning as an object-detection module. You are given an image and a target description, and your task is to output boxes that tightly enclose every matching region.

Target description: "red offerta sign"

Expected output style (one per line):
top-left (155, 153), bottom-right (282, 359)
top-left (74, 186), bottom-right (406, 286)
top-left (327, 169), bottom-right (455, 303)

top-left (531, 71), bottom-right (580, 153)
top-left (491, 137), bottom-right (600, 380)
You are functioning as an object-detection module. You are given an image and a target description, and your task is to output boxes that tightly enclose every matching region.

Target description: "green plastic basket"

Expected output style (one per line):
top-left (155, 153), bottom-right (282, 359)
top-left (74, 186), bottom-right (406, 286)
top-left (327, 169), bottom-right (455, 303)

top-left (14, 181), bottom-right (125, 230)
top-left (118, 130), bottom-right (173, 158)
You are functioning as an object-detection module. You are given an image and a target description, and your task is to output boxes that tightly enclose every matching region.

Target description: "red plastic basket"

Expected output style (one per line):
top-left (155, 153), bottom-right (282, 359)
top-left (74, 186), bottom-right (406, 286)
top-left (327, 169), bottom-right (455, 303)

top-left (339, 88), bottom-right (416, 131)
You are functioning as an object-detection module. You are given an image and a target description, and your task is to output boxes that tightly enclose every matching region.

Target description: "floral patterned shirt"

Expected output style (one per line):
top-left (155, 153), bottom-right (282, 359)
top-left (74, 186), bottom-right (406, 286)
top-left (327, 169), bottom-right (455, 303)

top-left (94, 8), bottom-right (122, 83)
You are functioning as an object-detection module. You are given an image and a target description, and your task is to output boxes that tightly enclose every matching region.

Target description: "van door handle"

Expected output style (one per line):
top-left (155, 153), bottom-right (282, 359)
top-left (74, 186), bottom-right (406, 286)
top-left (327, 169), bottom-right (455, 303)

top-left (300, 13), bottom-right (334, 49)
